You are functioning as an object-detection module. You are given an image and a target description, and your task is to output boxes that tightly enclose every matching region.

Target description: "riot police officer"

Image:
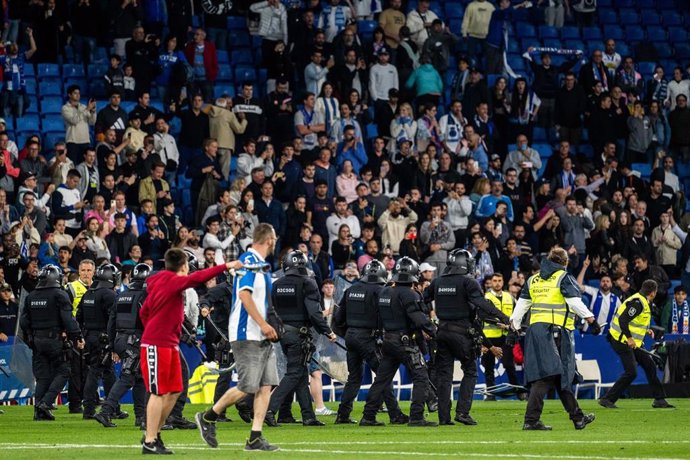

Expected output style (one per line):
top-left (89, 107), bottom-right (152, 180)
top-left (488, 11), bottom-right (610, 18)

top-left (20, 265), bottom-right (84, 421)
top-left (360, 257), bottom-right (437, 427)
top-left (95, 263), bottom-right (151, 429)
top-left (429, 249), bottom-right (511, 426)
top-left (77, 263), bottom-right (120, 419)
top-left (334, 260), bottom-right (408, 425)
top-left (266, 250), bottom-right (337, 427)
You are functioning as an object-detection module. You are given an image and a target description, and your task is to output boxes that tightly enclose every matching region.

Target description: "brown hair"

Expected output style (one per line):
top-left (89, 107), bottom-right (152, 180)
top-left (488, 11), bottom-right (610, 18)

top-left (253, 223), bottom-right (276, 244)
top-left (547, 247), bottom-right (569, 267)
top-left (164, 248), bottom-right (188, 272)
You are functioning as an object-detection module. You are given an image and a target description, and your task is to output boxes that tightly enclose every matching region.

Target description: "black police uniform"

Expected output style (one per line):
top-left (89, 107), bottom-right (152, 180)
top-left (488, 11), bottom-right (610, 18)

top-left (76, 282), bottom-right (117, 416)
top-left (20, 285), bottom-right (81, 417)
top-left (428, 272), bottom-right (510, 425)
top-left (268, 273), bottom-right (333, 423)
top-left (97, 282), bottom-right (148, 425)
top-left (361, 285), bottom-right (434, 423)
top-left (334, 281), bottom-right (404, 422)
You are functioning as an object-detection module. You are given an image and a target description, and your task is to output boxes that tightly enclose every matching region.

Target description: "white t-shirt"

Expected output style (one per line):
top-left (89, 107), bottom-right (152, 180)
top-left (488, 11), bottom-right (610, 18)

top-left (229, 248), bottom-right (272, 341)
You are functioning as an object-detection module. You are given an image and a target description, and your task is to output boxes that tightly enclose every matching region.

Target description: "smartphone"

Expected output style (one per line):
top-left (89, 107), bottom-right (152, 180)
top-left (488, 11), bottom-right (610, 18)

top-left (523, 161), bottom-right (533, 169)
top-left (248, 199), bottom-right (254, 208)
top-left (111, 200), bottom-right (116, 209)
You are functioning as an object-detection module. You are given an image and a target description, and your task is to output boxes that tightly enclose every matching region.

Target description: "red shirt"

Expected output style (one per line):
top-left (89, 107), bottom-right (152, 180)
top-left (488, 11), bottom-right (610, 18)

top-left (140, 264), bottom-right (227, 347)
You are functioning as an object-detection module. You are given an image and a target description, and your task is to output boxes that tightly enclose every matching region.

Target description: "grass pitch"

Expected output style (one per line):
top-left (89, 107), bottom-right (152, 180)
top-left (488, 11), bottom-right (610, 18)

top-left (0, 400), bottom-right (686, 459)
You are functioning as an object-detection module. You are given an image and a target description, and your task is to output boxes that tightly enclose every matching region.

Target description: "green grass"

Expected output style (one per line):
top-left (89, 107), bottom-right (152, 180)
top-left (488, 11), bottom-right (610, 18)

top-left (0, 400), bottom-right (687, 459)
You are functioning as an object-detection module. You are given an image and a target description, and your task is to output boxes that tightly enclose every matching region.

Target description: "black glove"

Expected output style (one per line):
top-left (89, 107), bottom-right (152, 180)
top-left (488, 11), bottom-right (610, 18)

top-left (180, 333), bottom-right (196, 346)
top-left (505, 331), bottom-right (518, 347)
top-left (589, 320), bottom-right (602, 336)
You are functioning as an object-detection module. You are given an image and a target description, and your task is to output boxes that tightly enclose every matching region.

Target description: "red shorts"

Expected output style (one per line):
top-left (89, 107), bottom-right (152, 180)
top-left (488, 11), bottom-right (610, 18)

top-left (140, 345), bottom-right (183, 396)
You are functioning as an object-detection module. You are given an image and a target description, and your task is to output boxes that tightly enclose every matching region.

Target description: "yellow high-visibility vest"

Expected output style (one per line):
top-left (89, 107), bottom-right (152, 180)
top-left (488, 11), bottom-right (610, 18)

top-left (484, 291), bottom-right (513, 338)
top-left (67, 280), bottom-right (89, 317)
top-left (610, 292), bottom-right (651, 347)
top-left (528, 269), bottom-right (575, 330)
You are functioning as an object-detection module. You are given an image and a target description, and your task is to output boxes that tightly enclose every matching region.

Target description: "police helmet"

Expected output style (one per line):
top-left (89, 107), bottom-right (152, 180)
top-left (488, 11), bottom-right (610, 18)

top-left (96, 263), bottom-right (121, 287)
top-left (445, 249), bottom-right (475, 276)
top-left (362, 260), bottom-right (388, 284)
top-left (391, 257), bottom-right (420, 284)
top-left (132, 263), bottom-right (152, 281)
top-left (37, 264), bottom-right (62, 289)
top-left (184, 249), bottom-right (199, 273)
top-left (283, 250), bottom-right (309, 276)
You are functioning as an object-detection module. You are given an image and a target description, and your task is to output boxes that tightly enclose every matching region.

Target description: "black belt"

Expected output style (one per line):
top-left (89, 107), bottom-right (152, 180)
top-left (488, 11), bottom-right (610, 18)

top-left (283, 324), bottom-right (310, 335)
top-left (349, 327), bottom-right (377, 336)
top-left (117, 329), bottom-right (140, 335)
top-left (33, 329), bottom-right (61, 338)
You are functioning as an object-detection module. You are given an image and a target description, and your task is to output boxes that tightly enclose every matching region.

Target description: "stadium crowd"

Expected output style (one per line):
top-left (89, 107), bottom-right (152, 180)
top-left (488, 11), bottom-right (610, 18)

top-left (1, 0), bottom-right (690, 344)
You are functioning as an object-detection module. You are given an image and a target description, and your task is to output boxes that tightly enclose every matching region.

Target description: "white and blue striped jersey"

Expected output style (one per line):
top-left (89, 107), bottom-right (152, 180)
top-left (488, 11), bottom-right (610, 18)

top-left (229, 248), bottom-right (272, 341)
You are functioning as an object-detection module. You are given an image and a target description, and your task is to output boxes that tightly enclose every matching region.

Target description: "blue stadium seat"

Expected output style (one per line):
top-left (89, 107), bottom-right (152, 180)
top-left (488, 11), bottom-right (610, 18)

top-left (539, 26), bottom-right (558, 39)
top-left (228, 31), bottom-right (250, 49)
top-left (37, 63), bottom-right (60, 80)
top-left (632, 163), bottom-right (651, 177)
top-left (637, 61), bottom-right (656, 76)
top-left (618, 9), bottom-right (639, 26)
top-left (62, 64), bottom-right (85, 78)
top-left (217, 50), bottom-right (229, 63)
top-left (543, 39), bottom-right (562, 50)
top-left (566, 40), bottom-right (586, 53)
top-left (603, 25), bottom-right (623, 40)
top-left (231, 49), bottom-right (253, 64)
top-left (40, 97), bottom-right (63, 114)
top-left (507, 55), bottom-right (526, 73)
top-left (668, 27), bottom-right (687, 43)
top-left (614, 0), bottom-right (634, 7)
top-left (216, 65), bottom-right (233, 82)
top-left (640, 10), bottom-right (661, 26)
top-left (24, 96), bottom-right (39, 114)
top-left (615, 42), bottom-right (630, 57)
top-left (532, 127), bottom-right (547, 142)
top-left (227, 16), bottom-right (246, 30)
top-left (658, 0), bottom-right (676, 9)
top-left (88, 80), bottom-right (106, 99)
top-left (87, 64), bottom-right (108, 80)
top-left (214, 85), bottom-right (235, 98)
top-left (582, 27), bottom-right (602, 41)
top-left (234, 65), bottom-right (256, 82)
top-left (41, 116), bottom-right (64, 132)
top-left (93, 47), bottom-right (108, 63)
top-left (646, 27), bottom-right (667, 42)
top-left (521, 38), bottom-right (540, 51)
top-left (24, 79), bottom-right (37, 95)
top-left (514, 22), bottom-right (535, 39)
top-left (181, 189), bottom-right (192, 209)
top-left (17, 114), bottom-right (40, 130)
top-left (560, 26), bottom-right (579, 40)
top-left (444, 3), bottom-right (464, 19)
top-left (507, 39), bottom-right (520, 53)
top-left (599, 11), bottom-right (617, 24)
top-left (675, 44), bottom-right (690, 61)
top-left (358, 20), bottom-right (378, 36)
top-left (120, 101), bottom-right (136, 113)
top-left (598, 0), bottom-right (612, 6)
top-left (43, 132), bottom-right (65, 150)
top-left (635, 0), bottom-right (654, 7)
top-left (624, 26), bottom-right (645, 42)
top-left (38, 81), bottom-right (62, 96)
top-left (64, 78), bottom-right (88, 92)
top-left (23, 64), bottom-right (35, 77)
top-left (662, 11), bottom-right (683, 27)
top-left (366, 123), bottom-right (378, 139)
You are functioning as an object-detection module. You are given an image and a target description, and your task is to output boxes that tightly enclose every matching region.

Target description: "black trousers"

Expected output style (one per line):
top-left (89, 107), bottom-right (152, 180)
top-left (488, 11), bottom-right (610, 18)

top-left (268, 330), bottom-right (315, 420)
top-left (435, 328), bottom-right (478, 423)
top-left (68, 347), bottom-right (87, 410)
top-left (33, 337), bottom-right (71, 406)
top-left (101, 335), bottom-right (145, 419)
top-left (83, 332), bottom-right (116, 414)
top-left (338, 328), bottom-right (402, 420)
top-left (170, 349), bottom-right (190, 418)
top-left (525, 375), bottom-right (584, 424)
top-left (481, 336), bottom-right (518, 388)
top-left (362, 332), bottom-right (429, 421)
top-left (603, 338), bottom-right (665, 402)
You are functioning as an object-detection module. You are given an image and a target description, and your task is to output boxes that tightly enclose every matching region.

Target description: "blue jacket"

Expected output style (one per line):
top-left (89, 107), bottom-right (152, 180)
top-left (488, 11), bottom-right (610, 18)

top-left (486, 7), bottom-right (514, 49)
top-left (405, 64), bottom-right (443, 97)
top-left (156, 50), bottom-right (187, 86)
top-left (336, 141), bottom-right (368, 175)
top-left (255, 197), bottom-right (286, 237)
top-left (475, 193), bottom-right (514, 221)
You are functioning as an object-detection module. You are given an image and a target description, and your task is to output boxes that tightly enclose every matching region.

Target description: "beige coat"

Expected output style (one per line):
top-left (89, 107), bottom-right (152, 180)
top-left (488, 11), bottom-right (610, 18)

top-left (378, 208), bottom-right (418, 254)
top-left (207, 105), bottom-right (247, 151)
top-left (652, 225), bottom-right (682, 266)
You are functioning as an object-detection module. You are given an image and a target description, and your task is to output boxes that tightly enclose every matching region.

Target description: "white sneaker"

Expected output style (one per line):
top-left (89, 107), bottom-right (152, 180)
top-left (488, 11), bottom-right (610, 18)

top-left (315, 407), bottom-right (335, 416)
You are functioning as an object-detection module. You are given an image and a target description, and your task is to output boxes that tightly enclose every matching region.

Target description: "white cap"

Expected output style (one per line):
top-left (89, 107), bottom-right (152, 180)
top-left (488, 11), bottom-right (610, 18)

top-left (419, 263), bottom-right (436, 272)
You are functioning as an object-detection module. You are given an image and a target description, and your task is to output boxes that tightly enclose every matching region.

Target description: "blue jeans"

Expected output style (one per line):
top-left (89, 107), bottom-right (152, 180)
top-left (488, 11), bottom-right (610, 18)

top-left (1, 90), bottom-right (24, 118)
top-left (72, 34), bottom-right (97, 64)
top-left (2, 19), bottom-right (19, 44)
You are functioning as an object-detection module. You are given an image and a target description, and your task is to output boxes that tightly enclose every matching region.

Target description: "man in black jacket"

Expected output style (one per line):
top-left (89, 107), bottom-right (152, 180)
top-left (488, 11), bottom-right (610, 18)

top-left (555, 72), bottom-right (587, 149)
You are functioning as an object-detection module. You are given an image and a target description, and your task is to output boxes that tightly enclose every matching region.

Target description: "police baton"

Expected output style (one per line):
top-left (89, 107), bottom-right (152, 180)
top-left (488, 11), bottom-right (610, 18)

top-left (181, 324), bottom-right (208, 361)
top-left (483, 317), bottom-right (511, 329)
top-left (636, 347), bottom-right (664, 367)
top-left (204, 313), bottom-right (230, 342)
top-left (322, 333), bottom-right (348, 352)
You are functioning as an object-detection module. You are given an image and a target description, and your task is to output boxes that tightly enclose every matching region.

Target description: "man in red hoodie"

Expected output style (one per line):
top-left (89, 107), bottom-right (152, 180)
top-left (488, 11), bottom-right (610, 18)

top-left (139, 248), bottom-right (241, 454)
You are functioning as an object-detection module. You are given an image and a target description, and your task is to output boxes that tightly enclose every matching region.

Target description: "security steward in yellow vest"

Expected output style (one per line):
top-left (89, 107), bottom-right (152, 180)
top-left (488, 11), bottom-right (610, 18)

top-left (481, 273), bottom-right (520, 400)
top-left (599, 280), bottom-right (674, 409)
top-left (65, 260), bottom-right (95, 414)
top-left (510, 247), bottom-right (600, 431)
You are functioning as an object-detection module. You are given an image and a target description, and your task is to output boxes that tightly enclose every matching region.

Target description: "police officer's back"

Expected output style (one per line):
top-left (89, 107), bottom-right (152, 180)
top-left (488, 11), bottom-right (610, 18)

top-left (96, 263), bottom-right (151, 428)
top-left (77, 263), bottom-right (120, 418)
top-left (429, 249), bottom-right (511, 426)
top-left (334, 260), bottom-right (407, 425)
top-left (360, 257), bottom-right (436, 427)
top-left (267, 250), bottom-right (336, 426)
top-left (20, 265), bottom-right (83, 421)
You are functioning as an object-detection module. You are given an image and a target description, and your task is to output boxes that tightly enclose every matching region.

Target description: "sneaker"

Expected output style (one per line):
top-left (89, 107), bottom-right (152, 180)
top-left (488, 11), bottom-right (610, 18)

top-left (237, 406), bottom-right (253, 423)
top-left (113, 410), bottom-right (129, 419)
top-left (389, 414), bottom-right (409, 425)
top-left (359, 418), bottom-right (384, 426)
top-left (264, 411), bottom-right (280, 427)
top-left (94, 412), bottom-right (117, 428)
top-left (574, 413), bottom-right (595, 430)
top-left (195, 412), bottom-right (218, 448)
top-left (335, 416), bottom-right (357, 424)
top-left (439, 420), bottom-right (455, 426)
top-left (141, 441), bottom-right (173, 455)
top-left (244, 436), bottom-right (279, 452)
top-left (314, 406), bottom-right (335, 416)
top-left (216, 414), bottom-right (232, 423)
top-left (598, 398), bottom-right (618, 409)
top-left (408, 419), bottom-right (438, 427)
top-left (36, 402), bottom-right (55, 421)
top-left (454, 413), bottom-right (477, 426)
top-left (523, 421), bottom-right (552, 431)
top-left (652, 399), bottom-right (675, 409)
top-left (166, 415), bottom-right (197, 429)
top-left (302, 419), bottom-right (325, 426)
